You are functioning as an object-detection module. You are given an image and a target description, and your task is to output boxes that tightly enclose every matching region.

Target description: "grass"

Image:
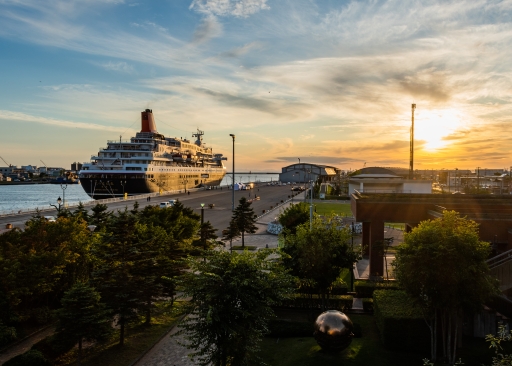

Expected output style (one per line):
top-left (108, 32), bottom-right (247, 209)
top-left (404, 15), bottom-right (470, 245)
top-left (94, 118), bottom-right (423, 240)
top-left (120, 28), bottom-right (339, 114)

top-left (314, 203), bottom-right (353, 217)
top-left (258, 314), bottom-right (418, 366)
top-left (258, 313), bottom-right (499, 366)
top-left (57, 301), bottom-right (185, 366)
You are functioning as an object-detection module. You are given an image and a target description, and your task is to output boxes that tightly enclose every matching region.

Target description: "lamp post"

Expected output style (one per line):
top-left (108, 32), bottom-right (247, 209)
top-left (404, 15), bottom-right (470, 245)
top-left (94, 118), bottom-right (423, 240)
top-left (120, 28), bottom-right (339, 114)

top-left (60, 183), bottom-right (68, 208)
top-left (230, 134), bottom-right (235, 211)
top-left (50, 196), bottom-right (63, 213)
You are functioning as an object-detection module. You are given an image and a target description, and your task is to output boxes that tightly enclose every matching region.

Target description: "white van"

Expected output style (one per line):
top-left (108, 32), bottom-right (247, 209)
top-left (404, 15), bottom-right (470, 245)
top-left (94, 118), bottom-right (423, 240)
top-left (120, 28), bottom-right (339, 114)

top-left (168, 199), bottom-right (177, 206)
top-left (159, 202), bottom-right (169, 208)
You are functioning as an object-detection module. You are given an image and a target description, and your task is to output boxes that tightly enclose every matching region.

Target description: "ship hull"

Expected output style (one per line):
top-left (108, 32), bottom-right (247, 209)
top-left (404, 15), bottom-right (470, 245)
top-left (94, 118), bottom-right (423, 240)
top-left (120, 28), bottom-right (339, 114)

top-left (80, 169), bottom-right (226, 199)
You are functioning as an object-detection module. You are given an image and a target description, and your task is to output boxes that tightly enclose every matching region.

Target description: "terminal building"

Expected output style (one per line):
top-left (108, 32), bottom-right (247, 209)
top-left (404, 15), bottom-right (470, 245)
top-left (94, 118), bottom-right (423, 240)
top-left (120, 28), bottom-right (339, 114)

top-left (348, 167), bottom-right (432, 195)
top-left (278, 163), bottom-right (340, 183)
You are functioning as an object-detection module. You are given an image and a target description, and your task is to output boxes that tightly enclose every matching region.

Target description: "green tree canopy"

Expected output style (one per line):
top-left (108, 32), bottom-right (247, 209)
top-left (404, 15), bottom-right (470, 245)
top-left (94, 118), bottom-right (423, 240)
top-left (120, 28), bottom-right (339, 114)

top-left (278, 202), bottom-right (310, 234)
top-left (393, 210), bottom-right (499, 364)
top-left (281, 215), bottom-right (358, 307)
top-left (178, 250), bottom-right (294, 366)
top-left (56, 283), bottom-right (111, 366)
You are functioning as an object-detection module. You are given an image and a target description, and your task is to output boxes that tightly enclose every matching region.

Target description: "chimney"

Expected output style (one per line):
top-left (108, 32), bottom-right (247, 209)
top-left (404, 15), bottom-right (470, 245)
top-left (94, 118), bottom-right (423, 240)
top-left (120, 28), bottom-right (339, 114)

top-left (141, 109), bottom-right (157, 133)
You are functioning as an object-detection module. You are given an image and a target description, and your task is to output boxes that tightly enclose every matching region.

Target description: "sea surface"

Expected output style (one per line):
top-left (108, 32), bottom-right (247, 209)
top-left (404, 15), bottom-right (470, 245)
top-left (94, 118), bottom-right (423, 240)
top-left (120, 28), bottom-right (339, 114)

top-left (0, 173), bottom-right (279, 214)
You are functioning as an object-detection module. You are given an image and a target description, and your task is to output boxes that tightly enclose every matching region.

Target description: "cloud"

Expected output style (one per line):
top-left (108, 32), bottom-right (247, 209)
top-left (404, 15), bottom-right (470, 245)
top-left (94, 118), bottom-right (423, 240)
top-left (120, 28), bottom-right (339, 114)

top-left (271, 156), bottom-right (361, 165)
top-left (97, 61), bottom-right (134, 73)
top-left (216, 42), bottom-right (262, 58)
top-left (192, 16), bottom-right (222, 44)
top-left (0, 110), bottom-right (127, 132)
top-left (189, 0), bottom-right (270, 18)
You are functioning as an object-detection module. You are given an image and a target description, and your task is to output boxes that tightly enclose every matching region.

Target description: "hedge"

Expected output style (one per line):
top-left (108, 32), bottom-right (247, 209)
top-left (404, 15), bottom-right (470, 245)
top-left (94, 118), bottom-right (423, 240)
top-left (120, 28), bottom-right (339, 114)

top-left (354, 280), bottom-right (399, 298)
top-left (281, 294), bottom-right (353, 312)
top-left (362, 298), bottom-right (373, 313)
top-left (3, 349), bottom-right (51, 366)
top-left (31, 333), bottom-right (76, 361)
top-left (373, 290), bottom-right (430, 352)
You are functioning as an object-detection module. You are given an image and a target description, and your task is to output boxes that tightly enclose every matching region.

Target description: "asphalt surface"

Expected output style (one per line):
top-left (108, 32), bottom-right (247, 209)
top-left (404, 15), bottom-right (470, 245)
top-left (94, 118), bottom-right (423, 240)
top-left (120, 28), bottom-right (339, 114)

top-left (0, 183), bottom-right (302, 236)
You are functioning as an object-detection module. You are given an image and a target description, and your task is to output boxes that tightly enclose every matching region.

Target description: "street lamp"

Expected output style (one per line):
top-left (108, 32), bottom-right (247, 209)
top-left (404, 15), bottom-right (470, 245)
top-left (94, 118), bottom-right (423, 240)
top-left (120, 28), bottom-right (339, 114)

top-left (50, 196), bottom-right (63, 213)
top-left (230, 134), bottom-right (235, 211)
top-left (60, 183), bottom-right (68, 207)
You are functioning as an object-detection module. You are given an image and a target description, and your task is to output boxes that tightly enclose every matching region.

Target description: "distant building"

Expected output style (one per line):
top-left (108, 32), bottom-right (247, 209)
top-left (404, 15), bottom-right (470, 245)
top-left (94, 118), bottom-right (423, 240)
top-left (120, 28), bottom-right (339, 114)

top-left (21, 165), bottom-right (37, 172)
top-left (348, 167), bottom-right (432, 195)
top-left (0, 166), bottom-right (15, 176)
top-left (71, 162), bottom-right (83, 171)
top-left (279, 163), bottom-right (340, 183)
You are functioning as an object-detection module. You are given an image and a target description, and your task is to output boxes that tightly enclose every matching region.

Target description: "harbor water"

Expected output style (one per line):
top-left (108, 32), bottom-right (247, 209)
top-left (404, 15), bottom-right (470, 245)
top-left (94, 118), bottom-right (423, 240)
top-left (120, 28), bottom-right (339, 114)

top-left (0, 173), bottom-right (279, 214)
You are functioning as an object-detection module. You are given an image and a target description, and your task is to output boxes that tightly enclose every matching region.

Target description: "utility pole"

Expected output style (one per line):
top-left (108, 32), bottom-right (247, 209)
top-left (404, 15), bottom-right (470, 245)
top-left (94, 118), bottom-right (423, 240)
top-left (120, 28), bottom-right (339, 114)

top-left (409, 104), bottom-right (416, 180)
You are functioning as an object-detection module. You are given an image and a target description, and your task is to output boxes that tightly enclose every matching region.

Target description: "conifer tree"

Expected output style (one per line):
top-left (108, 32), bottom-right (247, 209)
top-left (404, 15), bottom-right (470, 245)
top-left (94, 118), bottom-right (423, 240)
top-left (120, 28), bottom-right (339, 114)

top-left (230, 197), bottom-right (257, 248)
top-left (56, 283), bottom-right (111, 366)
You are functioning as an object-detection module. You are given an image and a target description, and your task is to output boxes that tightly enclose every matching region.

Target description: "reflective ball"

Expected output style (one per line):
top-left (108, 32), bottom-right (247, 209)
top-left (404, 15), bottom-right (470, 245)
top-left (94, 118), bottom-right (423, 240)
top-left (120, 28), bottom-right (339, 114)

top-left (313, 310), bottom-right (354, 352)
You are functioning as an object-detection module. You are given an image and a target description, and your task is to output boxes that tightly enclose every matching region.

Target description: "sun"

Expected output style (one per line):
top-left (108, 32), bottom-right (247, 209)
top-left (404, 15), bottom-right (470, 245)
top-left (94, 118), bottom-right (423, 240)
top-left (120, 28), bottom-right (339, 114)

top-left (414, 109), bottom-right (462, 151)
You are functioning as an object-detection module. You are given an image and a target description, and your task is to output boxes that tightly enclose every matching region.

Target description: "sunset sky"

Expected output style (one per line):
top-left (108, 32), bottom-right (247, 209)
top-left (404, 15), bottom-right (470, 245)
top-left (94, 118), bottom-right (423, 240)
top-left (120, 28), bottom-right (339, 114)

top-left (1, 0), bottom-right (511, 172)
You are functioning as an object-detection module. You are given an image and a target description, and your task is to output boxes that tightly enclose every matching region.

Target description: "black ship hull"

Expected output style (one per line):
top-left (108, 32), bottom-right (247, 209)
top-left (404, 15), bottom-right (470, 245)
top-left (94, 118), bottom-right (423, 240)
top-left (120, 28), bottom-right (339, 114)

top-left (80, 171), bottom-right (226, 199)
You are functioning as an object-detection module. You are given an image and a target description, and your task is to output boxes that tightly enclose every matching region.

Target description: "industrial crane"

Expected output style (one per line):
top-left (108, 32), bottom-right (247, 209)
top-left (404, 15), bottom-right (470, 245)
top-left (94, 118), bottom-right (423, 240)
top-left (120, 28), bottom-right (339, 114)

top-left (0, 156), bottom-right (12, 167)
top-left (40, 160), bottom-right (48, 169)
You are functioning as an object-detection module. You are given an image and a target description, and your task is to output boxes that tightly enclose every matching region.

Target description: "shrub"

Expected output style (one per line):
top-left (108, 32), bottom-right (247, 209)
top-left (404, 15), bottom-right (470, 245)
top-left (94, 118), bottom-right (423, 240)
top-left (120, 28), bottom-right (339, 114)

top-left (373, 290), bottom-right (429, 352)
top-left (3, 350), bottom-right (51, 366)
top-left (354, 280), bottom-right (399, 298)
top-left (330, 279), bottom-right (349, 295)
top-left (31, 333), bottom-right (76, 361)
top-left (281, 294), bottom-right (353, 312)
top-left (0, 321), bottom-right (17, 347)
top-left (362, 298), bottom-right (374, 313)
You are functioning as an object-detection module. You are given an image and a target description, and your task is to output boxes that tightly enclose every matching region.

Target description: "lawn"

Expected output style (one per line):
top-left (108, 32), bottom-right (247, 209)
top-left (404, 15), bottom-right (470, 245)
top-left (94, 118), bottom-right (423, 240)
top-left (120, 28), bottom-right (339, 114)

top-left (57, 301), bottom-right (185, 366)
top-left (258, 313), bottom-right (498, 366)
top-left (314, 203), bottom-right (353, 217)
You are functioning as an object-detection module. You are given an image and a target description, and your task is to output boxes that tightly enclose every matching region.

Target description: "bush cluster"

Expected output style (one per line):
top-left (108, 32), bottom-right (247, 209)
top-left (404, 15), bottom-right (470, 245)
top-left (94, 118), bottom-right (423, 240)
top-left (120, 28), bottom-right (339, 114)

top-left (354, 280), bottom-right (399, 298)
top-left (373, 290), bottom-right (429, 352)
top-left (280, 294), bottom-right (353, 312)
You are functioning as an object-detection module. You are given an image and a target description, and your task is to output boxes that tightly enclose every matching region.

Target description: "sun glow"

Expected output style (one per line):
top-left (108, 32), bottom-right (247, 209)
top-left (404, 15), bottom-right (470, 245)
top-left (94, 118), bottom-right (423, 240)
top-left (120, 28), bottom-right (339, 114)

top-left (414, 109), bottom-right (463, 151)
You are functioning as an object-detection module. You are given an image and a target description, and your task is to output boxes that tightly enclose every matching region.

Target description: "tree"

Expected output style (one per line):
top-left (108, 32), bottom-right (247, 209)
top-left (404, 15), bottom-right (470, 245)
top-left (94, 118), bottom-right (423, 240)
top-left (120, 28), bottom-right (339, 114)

top-left (393, 210), bottom-right (499, 364)
top-left (90, 203), bottom-right (111, 230)
top-left (230, 197), bottom-right (257, 248)
top-left (56, 283), bottom-right (111, 366)
top-left (222, 218), bottom-right (241, 251)
top-left (281, 215), bottom-right (358, 308)
top-left (194, 220), bottom-right (219, 254)
top-left (278, 202), bottom-right (310, 234)
top-left (177, 249), bottom-right (294, 366)
top-left (92, 209), bottom-right (140, 346)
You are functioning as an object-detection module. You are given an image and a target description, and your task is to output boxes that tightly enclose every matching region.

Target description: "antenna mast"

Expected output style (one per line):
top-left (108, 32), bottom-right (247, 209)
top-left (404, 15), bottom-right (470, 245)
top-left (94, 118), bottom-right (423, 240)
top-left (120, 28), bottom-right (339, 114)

top-left (409, 104), bottom-right (416, 179)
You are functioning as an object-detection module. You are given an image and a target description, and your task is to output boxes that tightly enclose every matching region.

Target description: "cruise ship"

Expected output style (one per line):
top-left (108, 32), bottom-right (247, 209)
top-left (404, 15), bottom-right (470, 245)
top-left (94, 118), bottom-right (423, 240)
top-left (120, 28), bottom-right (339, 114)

top-left (79, 109), bottom-right (227, 199)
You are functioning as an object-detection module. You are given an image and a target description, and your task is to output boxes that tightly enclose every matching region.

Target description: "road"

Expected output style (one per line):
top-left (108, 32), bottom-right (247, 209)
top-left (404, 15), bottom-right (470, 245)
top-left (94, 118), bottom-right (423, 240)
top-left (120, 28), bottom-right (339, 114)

top-left (0, 183), bottom-right (302, 236)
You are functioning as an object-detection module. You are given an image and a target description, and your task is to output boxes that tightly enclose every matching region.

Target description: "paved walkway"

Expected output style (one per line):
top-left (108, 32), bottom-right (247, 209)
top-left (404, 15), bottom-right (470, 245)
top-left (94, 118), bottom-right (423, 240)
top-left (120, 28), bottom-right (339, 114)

top-left (0, 325), bottom-right (56, 365)
top-left (132, 324), bottom-right (195, 366)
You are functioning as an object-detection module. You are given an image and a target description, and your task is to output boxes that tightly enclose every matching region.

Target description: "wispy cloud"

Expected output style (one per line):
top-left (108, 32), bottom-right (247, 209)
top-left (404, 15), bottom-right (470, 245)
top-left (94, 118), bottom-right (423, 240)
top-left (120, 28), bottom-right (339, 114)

top-left (0, 110), bottom-right (127, 132)
top-left (97, 61), bottom-right (134, 73)
top-left (192, 16), bottom-right (222, 44)
top-left (189, 0), bottom-right (270, 18)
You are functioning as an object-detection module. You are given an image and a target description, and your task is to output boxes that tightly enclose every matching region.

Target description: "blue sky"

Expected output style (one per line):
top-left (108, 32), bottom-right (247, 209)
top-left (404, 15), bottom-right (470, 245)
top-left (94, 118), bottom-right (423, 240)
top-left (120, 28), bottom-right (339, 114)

top-left (1, 0), bottom-right (512, 171)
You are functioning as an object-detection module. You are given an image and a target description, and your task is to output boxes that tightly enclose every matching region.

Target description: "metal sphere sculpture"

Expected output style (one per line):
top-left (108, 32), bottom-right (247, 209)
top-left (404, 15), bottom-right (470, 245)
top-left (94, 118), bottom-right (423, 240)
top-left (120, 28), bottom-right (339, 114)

top-left (313, 310), bottom-right (354, 352)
